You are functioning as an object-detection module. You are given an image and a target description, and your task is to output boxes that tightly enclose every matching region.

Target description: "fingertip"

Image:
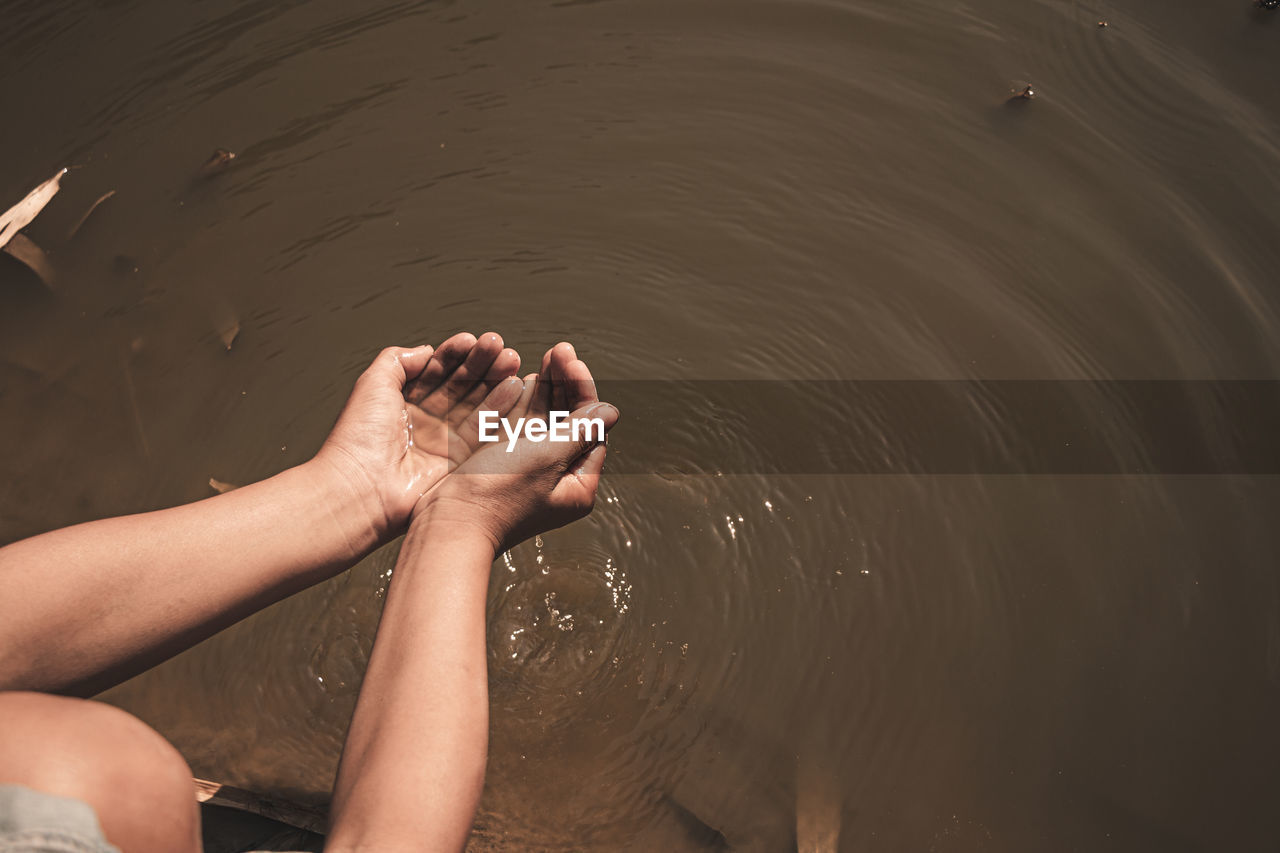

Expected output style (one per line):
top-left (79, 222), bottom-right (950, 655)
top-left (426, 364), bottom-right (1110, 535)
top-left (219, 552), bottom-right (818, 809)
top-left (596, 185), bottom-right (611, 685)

top-left (583, 401), bottom-right (620, 429)
top-left (443, 331), bottom-right (478, 350)
top-left (400, 345), bottom-right (435, 379)
top-left (486, 347), bottom-right (521, 379)
top-left (559, 360), bottom-right (594, 406)
top-left (478, 331), bottom-right (504, 350)
top-left (484, 374), bottom-right (526, 414)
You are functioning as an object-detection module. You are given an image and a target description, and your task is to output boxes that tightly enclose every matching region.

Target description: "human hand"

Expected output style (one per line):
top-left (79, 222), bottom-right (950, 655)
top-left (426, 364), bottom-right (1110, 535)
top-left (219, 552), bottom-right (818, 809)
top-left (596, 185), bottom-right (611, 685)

top-left (414, 342), bottom-right (620, 554)
top-left (313, 333), bottom-right (521, 543)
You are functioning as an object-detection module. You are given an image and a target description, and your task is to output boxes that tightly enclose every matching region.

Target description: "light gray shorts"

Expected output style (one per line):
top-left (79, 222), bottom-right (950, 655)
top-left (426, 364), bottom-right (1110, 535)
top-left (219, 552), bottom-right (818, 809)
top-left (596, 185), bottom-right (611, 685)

top-left (0, 786), bottom-right (118, 853)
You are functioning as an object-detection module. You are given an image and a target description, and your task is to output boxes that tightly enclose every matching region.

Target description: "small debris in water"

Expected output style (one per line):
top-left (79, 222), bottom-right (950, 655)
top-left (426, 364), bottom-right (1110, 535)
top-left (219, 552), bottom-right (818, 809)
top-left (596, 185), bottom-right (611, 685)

top-left (67, 190), bottom-right (116, 239)
top-left (1011, 83), bottom-right (1036, 101)
top-left (1097, 20), bottom-right (1109, 27)
top-left (201, 148), bottom-right (237, 177)
top-left (1260, 0), bottom-right (1277, 9)
top-left (209, 478), bottom-right (240, 494)
top-left (218, 319), bottom-right (240, 351)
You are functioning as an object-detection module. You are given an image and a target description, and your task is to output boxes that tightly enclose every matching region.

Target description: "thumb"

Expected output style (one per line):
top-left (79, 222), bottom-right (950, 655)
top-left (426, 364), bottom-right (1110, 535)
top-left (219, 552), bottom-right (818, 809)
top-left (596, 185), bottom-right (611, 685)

top-left (565, 401), bottom-right (618, 458)
top-left (360, 345), bottom-right (433, 393)
top-left (516, 401), bottom-right (619, 469)
top-left (571, 442), bottom-right (608, 487)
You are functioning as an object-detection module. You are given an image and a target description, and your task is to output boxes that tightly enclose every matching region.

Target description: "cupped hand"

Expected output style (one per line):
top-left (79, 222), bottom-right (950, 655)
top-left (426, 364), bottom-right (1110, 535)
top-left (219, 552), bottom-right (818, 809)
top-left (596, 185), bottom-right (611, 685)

top-left (314, 333), bottom-right (522, 541)
top-left (418, 342), bottom-right (620, 553)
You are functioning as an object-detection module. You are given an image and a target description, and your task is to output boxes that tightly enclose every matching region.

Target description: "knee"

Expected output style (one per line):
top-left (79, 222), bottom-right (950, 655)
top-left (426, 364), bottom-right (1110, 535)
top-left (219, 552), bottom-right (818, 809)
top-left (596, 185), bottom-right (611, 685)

top-left (0, 692), bottom-right (199, 853)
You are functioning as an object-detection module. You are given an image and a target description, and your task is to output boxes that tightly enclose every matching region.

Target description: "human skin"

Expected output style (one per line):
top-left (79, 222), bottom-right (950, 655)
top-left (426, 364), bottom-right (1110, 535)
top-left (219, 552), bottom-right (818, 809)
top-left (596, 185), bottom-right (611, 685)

top-left (326, 343), bottom-right (619, 853)
top-left (0, 337), bottom-right (616, 853)
top-left (0, 331), bottom-right (521, 696)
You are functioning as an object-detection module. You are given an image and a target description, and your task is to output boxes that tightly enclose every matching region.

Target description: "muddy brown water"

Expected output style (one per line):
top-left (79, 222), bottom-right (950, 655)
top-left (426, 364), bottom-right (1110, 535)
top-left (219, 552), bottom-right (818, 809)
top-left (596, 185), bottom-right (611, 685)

top-left (2, 0), bottom-right (1279, 850)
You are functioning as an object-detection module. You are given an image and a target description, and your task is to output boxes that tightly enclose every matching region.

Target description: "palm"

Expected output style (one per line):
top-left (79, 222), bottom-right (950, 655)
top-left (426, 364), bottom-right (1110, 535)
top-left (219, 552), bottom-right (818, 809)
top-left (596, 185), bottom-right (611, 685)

top-left (318, 334), bottom-right (520, 536)
top-left (429, 342), bottom-right (617, 552)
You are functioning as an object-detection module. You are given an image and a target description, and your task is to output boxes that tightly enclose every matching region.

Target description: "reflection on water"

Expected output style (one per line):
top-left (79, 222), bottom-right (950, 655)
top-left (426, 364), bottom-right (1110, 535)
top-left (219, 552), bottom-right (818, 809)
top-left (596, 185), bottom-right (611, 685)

top-left (2, 0), bottom-right (1279, 849)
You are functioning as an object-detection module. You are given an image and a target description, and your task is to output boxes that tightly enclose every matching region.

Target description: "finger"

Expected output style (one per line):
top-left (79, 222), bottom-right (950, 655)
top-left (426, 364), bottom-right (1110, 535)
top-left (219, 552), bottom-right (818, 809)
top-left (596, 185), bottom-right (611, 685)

top-left (548, 342), bottom-right (577, 412)
top-left (509, 372), bottom-right (541, 421)
top-left (528, 358), bottom-right (555, 420)
top-left (447, 347), bottom-right (519, 423)
top-left (553, 444), bottom-right (607, 518)
top-left (358, 345), bottom-right (433, 393)
top-left (405, 332), bottom-right (476, 404)
top-left (440, 331), bottom-right (504, 402)
top-left (454, 375), bottom-right (525, 457)
top-left (397, 345), bottom-right (435, 384)
top-left (569, 442), bottom-right (608, 489)
top-left (436, 333), bottom-right (506, 425)
top-left (562, 358), bottom-right (598, 410)
top-left (530, 401), bottom-right (617, 469)
top-left (484, 347), bottom-right (522, 389)
top-left (447, 345), bottom-right (520, 422)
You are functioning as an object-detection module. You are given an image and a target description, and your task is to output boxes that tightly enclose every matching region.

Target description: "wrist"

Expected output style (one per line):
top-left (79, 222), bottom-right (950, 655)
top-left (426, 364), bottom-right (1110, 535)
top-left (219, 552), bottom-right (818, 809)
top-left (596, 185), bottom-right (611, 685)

top-left (408, 496), bottom-right (504, 558)
top-left (299, 456), bottom-right (389, 560)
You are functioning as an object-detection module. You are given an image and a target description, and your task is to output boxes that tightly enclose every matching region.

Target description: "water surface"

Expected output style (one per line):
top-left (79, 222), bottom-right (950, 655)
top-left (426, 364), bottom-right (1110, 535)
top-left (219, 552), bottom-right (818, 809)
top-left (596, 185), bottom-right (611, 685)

top-left (2, 0), bottom-right (1278, 849)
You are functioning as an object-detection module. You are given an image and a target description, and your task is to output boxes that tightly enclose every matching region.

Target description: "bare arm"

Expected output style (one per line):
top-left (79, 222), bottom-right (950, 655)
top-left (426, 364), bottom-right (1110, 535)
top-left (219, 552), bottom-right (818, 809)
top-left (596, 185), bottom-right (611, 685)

top-left (326, 343), bottom-right (618, 853)
top-left (0, 334), bottom-right (521, 696)
top-left (325, 513), bottom-right (495, 853)
top-left (0, 458), bottom-right (380, 696)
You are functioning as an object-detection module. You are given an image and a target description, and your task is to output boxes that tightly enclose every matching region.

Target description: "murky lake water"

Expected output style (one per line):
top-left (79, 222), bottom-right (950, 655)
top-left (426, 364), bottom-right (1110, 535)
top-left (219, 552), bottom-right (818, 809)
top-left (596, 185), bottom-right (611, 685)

top-left (2, 0), bottom-right (1279, 849)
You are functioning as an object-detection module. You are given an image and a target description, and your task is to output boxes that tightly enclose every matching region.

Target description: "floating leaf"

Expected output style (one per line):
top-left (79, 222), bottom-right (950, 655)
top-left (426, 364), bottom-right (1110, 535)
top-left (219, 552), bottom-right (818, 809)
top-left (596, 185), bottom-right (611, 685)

top-left (2, 233), bottom-right (56, 289)
top-left (208, 477), bottom-right (240, 494)
top-left (67, 189), bottom-right (116, 239)
top-left (0, 168), bottom-right (66, 250)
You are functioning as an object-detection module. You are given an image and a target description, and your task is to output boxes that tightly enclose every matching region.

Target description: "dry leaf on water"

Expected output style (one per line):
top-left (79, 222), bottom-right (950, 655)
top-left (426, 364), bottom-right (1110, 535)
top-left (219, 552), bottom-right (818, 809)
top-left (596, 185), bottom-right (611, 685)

top-left (0, 169), bottom-right (66, 289)
top-left (208, 478), bottom-right (240, 494)
top-left (67, 190), bottom-right (116, 239)
top-left (0, 169), bottom-right (66, 250)
top-left (2, 233), bottom-right (56, 289)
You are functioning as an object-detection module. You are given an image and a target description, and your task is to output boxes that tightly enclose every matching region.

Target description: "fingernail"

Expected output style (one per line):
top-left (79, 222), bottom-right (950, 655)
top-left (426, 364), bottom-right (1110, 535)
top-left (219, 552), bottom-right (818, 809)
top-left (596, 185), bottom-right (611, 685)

top-left (587, 402), bottom-right (619, 421)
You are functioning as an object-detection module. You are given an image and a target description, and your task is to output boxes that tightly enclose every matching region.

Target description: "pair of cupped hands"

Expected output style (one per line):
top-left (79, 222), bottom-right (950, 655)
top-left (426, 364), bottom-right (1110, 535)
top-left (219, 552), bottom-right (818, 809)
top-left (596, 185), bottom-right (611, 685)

top-left (313, 333), bottom-right (619, 555)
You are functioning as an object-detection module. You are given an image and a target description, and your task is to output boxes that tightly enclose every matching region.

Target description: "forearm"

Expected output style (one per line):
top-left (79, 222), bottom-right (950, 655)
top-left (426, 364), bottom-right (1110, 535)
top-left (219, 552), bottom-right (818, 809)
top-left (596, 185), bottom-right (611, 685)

top-left (0, 458), bottom-right (383, 695)
top-left (327, 513), bottom-right (494, 853)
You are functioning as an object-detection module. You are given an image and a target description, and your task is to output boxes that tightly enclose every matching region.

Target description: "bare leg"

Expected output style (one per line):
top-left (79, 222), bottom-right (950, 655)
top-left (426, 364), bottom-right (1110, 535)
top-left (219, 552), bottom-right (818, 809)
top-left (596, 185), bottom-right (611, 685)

top-left (0, 692), bottom-right (199, 853)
